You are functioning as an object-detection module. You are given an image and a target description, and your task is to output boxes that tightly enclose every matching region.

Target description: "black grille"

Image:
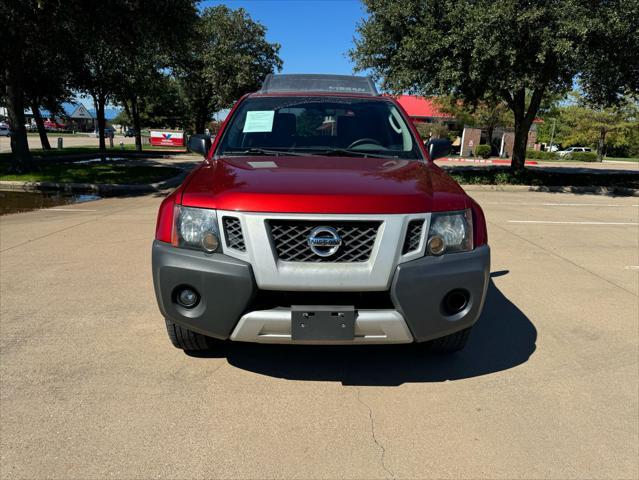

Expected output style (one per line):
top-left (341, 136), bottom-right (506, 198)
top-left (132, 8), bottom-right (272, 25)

top-left (268, 220), bottom-right (380, 262)
top-left (402, 219), bottom-right (424, 254)
top-left (223, 217), bottom-right (246, 251)
top-left (252, 290), bottom-right (395, 310)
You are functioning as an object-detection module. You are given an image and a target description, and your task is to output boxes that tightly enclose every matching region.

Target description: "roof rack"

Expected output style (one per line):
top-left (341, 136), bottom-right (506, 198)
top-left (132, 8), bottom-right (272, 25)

top-left (259, 74), bottom-right (378, 96)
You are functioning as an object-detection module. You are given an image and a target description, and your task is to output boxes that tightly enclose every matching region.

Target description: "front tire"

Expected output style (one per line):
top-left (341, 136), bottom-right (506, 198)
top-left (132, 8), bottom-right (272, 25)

top-left (164, 318), bottom-right (219, 352)
top-left (428, 327), bottom-right (472, 354)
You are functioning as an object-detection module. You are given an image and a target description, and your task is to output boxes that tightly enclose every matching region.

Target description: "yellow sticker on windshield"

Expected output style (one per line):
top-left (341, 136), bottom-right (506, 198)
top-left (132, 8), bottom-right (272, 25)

top-left (243, 111), bottom-right (275, 133)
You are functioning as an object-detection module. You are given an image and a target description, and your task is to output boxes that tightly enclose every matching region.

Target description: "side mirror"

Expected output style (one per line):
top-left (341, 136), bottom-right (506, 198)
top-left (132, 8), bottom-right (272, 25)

top-left (427, 138), bottom-right (452, 160)
top-left (188, 134), bottom-right (211, 157)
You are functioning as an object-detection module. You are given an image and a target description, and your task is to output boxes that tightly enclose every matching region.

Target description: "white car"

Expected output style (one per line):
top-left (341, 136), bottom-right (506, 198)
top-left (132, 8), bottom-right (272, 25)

top-left (94, 126), bottom-right (116, 137)
top-left (558, 146), bottom-right (592, 157)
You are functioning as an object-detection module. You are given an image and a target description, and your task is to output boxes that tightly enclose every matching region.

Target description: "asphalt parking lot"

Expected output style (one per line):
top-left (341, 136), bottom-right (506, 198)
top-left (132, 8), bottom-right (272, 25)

top-left (1, 189), bottom-right (637, 479)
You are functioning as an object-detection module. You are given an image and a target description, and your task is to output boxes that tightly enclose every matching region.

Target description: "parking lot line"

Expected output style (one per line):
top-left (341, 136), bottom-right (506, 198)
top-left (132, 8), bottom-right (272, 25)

top-left (508, 220), bottom-right (639, 225)
top-left (485, 202), bottom-right (639, 207)
top-left (46, 208), bottom-right (99, 212)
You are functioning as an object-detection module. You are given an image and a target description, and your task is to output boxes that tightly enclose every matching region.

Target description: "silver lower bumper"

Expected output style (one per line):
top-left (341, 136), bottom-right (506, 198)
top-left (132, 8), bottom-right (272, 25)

top-left (230, 309), bottom-right (414, 344)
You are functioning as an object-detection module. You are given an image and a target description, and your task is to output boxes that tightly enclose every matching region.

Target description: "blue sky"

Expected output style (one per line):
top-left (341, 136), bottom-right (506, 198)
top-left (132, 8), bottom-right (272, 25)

top-left (200, 0), bottom-right (366, 75)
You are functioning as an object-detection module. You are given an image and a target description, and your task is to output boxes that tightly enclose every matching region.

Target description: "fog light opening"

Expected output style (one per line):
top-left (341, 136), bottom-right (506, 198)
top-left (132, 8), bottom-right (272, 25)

top-left (201, 231), bottom-right (220, 253)
top-left (443, 289), bottom-right (469, 316)
top-left (427, 235), bottom-right (446, 255)
top-left (176, 286), bottom-right (199, 309)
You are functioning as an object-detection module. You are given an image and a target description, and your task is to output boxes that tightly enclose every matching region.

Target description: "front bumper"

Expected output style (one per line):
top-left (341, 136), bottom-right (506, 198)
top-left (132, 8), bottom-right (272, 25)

top-left (152, 241), bottom-right (490, 343)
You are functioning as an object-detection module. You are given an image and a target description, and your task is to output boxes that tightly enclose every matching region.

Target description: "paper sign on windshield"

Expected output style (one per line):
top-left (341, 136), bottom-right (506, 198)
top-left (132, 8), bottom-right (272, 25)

top-left (243, 111), bottom-right (275, 133)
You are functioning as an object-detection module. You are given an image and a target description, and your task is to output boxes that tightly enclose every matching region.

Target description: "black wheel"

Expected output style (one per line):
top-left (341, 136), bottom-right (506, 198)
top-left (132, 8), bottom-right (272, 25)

top-left (428, 327), bottom-right (472, 354)
top-left (164, 318), bottom-right (219, 352)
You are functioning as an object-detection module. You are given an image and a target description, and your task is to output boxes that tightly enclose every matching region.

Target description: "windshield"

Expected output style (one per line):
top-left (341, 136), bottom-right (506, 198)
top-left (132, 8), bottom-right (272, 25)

top-left (215, 96), bottom-right (423, 159)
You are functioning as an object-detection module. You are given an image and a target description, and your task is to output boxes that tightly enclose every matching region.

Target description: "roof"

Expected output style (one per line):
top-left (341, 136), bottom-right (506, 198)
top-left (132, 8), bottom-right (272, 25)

top-left (395, 95), bottom-right (452, 119)
top-left (259, 74), bottom-right (378, 96)
top-left (23, 102), bottom-right (120, 120)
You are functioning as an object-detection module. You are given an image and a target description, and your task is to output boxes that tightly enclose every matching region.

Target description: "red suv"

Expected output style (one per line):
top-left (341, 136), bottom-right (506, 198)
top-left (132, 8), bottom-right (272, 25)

top-left (152, 74), bottom-right (490, 354)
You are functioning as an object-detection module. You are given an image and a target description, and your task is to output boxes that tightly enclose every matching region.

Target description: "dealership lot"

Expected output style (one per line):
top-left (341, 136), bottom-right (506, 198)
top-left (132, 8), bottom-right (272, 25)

top-left (0, 190), bottom-right (637, 479)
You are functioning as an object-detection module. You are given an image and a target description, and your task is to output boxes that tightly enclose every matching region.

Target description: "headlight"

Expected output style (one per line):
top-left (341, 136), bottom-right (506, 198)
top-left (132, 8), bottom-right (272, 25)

top-left (427, 209), bottom-right (473, 255)
top-left (175, 206), bottom-right (220, 253)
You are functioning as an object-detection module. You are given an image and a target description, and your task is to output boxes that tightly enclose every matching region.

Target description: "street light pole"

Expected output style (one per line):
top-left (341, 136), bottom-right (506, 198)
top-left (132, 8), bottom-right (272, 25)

top-left (549, 118), bottom-right (556, 152)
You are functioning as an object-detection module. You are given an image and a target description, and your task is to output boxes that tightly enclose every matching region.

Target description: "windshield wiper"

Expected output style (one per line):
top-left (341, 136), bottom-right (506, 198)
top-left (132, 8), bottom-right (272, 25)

top-left (314, 148), bottom-right (399, 159)
top-left (222, 148), bottom-right (307, 157)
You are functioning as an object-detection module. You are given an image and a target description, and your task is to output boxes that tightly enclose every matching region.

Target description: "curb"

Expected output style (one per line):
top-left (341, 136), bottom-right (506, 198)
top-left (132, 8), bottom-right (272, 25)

top-left (441, 157), bottom-right (539, 165)
top-left (27, 150), bottom-right (189, 164)
top-left (460, 184), bottom-right (639, 196)
top-left (0, 170), bottom-right (188, 195)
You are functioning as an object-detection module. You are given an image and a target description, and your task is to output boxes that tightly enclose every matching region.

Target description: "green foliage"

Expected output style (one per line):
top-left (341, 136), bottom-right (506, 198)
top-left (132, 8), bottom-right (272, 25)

top-left (114, 76), bottom-right (189, 129)
top-left (569, 152), bottom-right (598, 162)
top-left (448, 169), bottom-right (638, 188)
top-left (525, 150), bottom-right (559, 160)
top-left (475, 145), bottom-right (491, 159)
top-left (539, 93), bottom-right (639, 159)
top-left (414, 122), bottom-right (450, 141)
top-left (435, 97), bottom-right (513, 132)
top-left (176, 5), bottom-right (282, 133)
top-left (351, 0), bottom-right (639, 170)
top-left (578, 0), bottom-right (639, 106)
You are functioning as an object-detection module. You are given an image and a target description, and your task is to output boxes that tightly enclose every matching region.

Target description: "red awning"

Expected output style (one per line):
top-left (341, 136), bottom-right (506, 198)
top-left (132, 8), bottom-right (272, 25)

top-left (395, 95), bottom-right (453, 119)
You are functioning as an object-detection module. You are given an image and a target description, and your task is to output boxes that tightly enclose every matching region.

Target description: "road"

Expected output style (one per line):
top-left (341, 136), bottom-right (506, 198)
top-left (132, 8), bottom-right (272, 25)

top-left (1, 190), bottom-right (637, 479)
top-left (0, 134), bottom-right (138, 153)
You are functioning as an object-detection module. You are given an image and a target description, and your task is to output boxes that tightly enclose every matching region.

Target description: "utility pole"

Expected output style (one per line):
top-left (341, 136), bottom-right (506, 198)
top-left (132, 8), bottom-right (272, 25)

top-left (548, 118), bottom-right (556, 152)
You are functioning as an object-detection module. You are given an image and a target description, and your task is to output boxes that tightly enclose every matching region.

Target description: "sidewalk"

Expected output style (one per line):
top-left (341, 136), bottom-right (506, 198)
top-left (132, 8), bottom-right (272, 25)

top-left (437, 157), bottom-right (639, 173)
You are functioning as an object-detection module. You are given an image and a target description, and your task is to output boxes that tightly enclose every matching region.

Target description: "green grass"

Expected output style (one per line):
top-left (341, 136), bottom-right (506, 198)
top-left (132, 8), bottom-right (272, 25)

top-left (449, 168), bottom-right (639, 188)
top-left (0, 163), bottom-right (181, 185)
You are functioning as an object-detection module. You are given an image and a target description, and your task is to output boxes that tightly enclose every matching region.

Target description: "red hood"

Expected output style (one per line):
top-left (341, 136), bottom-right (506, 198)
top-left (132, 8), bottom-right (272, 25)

top-left (180, 155), bottom-right (469, 214)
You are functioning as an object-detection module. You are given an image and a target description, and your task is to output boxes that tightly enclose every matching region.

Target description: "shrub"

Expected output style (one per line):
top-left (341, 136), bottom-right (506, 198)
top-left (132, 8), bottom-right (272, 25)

top-left (475, 144), bottom-right (491, 159)
top-left (525, 149), bottom-right (559, 160)
top-left (570, 151), bottom-right (598, 162)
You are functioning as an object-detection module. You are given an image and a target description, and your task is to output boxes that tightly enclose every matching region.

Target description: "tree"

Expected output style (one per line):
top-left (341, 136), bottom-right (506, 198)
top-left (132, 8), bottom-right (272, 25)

top-left (0, 1), bottom-right (73, 169)
top-left (177, 6), bottom-right (283, 134)
top-left (71, 1), bottom-right (197, 151)
top-left (435, 97), bottom-right (512, 153)
top-left (24, 49), bottom-right (75, 150)
top-left (114, 74), bottom-right (189, 130)
top-left (111, 1), bottom-right (196, 150)
top-left (350, 0), bottom-right (639, 171)
top-left (543, 95), bottom-right (639, 160)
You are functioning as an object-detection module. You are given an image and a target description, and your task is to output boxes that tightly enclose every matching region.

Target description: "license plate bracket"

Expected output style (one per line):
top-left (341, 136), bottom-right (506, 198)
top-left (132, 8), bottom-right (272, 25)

top-left (291, 305), bottom-right (355, 341)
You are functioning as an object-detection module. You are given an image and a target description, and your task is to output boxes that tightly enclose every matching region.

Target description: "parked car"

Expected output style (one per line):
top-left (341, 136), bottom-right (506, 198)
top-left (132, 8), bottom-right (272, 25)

top-left (43, 120), bottom-right (68, 131)
top-left (0, 125), bottom-right (11, 137)
top-left (124, 128), bottom-right (138, 137)
top-left (557, 146), bottom-right (592, 157)
top-left (25, 123), bottom-right (37, 132)
top-left (152, 74), bottom-right (490, 355)
top-left (94, 126), bottom-right (116, 137)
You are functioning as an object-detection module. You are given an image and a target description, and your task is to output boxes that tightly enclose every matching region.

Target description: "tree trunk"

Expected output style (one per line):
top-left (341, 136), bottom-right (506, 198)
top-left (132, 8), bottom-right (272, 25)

top-left (486, 126), bottom-right (495, 155)
top-left (508, 86), bottom-right (544, 172)
top-left (5, 61), bottom-right (32, 172)
top-left (195, 113), bottom-right (206, 135)
top-left (511, 119), bottom-right (531, 172)
top-left (131, 95), bottom-right (142, 151)
top-left (31, 100), bottom-right (51, 150)
top-left (95, 94), bottom-right (106, 151)
top-left (597, 128), bottom-right (606, 162)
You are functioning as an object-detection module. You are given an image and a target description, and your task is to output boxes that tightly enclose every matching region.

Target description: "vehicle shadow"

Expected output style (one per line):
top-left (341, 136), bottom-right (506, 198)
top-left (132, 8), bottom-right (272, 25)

top-left (195, 275), bottom-right (537, 386)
